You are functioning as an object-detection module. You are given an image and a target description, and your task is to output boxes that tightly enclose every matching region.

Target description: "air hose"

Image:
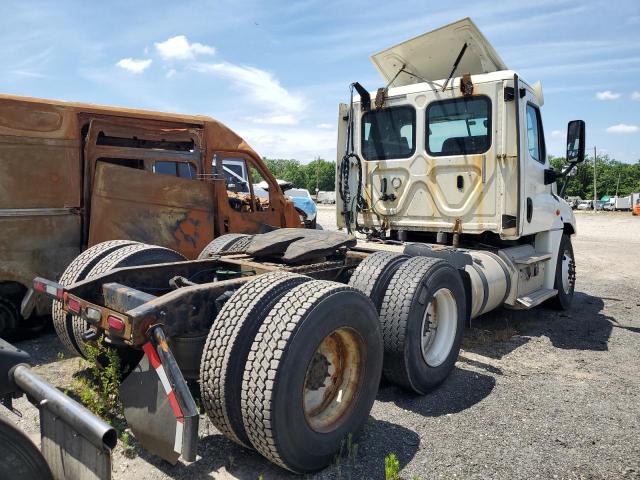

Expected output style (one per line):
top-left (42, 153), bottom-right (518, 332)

top-left (339, 83), bottom-right (367, 234)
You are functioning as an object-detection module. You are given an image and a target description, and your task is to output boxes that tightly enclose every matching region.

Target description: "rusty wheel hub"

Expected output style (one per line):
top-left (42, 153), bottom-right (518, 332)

top-left (303, 327), bottom-right (364, 433)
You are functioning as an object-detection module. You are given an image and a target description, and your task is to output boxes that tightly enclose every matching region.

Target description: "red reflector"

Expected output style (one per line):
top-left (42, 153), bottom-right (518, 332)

top-left (107, 315), bottom-right (125, 331)
top-left (67, 298), bottom-right (81, 314)
top-left (34, 281), bottom-right (46, 293)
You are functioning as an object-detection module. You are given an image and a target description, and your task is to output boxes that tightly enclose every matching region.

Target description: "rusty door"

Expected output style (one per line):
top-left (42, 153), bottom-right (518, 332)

top-left (84, 119), bottom-right (215, 259)
top-left (212, 151), bottom-right (289, 234)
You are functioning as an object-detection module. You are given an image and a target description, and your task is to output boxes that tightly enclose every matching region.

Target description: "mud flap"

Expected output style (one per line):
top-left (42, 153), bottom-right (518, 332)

top-left (120, 327), bottom-right (198, 464)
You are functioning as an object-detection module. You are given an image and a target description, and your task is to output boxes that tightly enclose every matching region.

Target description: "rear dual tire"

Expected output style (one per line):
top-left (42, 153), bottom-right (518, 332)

top-left (69, 244), bottom-right (185, 358)
top-left (380, 256), bottom-right (466, 394)
top-left (52, 240), bottom-right (139, 356)
top-left (240, 281), bottom-right (383, 473)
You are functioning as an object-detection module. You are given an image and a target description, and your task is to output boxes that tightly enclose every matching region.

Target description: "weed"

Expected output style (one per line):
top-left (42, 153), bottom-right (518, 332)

top-left (120, 430), bottom-right (136, 458)
top-left (73, 338), bottom-right (123, 419)
top-left (56, 351), bottom-right (65, 360)
top-left (384, 453), bottom-right (401, 480)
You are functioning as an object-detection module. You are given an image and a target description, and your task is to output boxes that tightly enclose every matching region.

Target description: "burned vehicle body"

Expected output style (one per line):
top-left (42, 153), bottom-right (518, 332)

top-left (0, 95), bottom-right (300, 332)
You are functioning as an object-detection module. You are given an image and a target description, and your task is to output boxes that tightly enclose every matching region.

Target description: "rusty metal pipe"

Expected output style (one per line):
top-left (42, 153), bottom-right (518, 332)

top-left (11, 365), bottom-right (117, 450)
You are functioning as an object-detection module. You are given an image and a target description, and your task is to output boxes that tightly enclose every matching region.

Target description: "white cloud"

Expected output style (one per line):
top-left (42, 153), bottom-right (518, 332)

top-left (248, 114), bottom-right (298, 125)
top-left (606, 124), bottom-right (639, 134)
top-left (241, 126), bottom-right (336, 162)
top-left (116, 58), bottom-right (152, 73)
top-left (317, 123), bottom-right (333, 129)
top-left (596, 90), bottom-right (621, 100)
top-left (551, 130), bottom-right (562, 137)
top-left (166, 68), bottom-right (177, 78)
top-left (155, 35), bottom-right (215, 60)
top-left (632, 91), bottom-right (640, 101)
top-left (193, 62), bottom-right (304, 122)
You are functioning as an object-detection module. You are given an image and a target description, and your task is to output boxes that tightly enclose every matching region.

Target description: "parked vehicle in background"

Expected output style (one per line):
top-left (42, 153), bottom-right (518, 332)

top-left (577, 200), bottom-right (602, 211)
top-left (0, 94), bottom-right (300, 335)
top-left (316, 191), bottom-right (336, 204)
top-left (566, 196), bottom-right (582, 209)
top-left (286, 187), bottom-right (318, 228)
top-left (612, 195), bottom-right (632, 211)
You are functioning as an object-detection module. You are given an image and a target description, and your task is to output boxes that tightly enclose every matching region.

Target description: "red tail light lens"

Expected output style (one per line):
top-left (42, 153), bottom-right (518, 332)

top-left (67, 298), bottom-right (81, 314)
top-left (107, 315), bottom-right (125, 331)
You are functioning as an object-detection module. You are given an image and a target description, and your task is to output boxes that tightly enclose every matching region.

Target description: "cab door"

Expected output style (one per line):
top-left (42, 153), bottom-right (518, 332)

top-left (84, 118), bottom-right (215, 259)
top-left (518, 94), bottom-right (557, 235)
top-left (212, 151), bottom-right (290, 234)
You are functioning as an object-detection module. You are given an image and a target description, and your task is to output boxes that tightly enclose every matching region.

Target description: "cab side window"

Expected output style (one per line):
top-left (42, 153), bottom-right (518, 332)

top-left (153, 160), bottom-right (196, 179)
top-left (526, 104), bottom-right (546, 164)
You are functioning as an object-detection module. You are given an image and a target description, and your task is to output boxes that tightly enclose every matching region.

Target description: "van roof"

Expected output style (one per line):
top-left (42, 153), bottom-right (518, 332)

top-left (0, 93), bottom-right (212, 125)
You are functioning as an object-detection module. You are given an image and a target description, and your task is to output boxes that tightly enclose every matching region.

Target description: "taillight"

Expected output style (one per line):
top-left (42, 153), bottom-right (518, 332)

top-left (34, 280), bottom-right (64, 299)
top-left (67, 298), bottom-right (81, 314)
top-left (107, 315), bottom-right (125, 331)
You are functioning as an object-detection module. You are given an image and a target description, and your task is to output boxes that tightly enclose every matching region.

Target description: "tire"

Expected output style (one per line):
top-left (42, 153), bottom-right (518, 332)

top-left (348, 251), bottom-right (409, 312)
top-left (380, 256), bottom-right (466, 394)
top-left (70, 244), bottom-right (186, 358)
top-left (0, 297), bottom-right (19, 336)
top-left (200, 272), bottom-right (311, 448)
top-left (197, 234), bottom-right (253, 259)
top-left (0, 414), bottom-right (53, 480)
top-left (53, 240), bottom-right (139, 356)
top-left (549, 234), bottom-right (576, 310)
top-left (241, 281), bottom-right (383, 473)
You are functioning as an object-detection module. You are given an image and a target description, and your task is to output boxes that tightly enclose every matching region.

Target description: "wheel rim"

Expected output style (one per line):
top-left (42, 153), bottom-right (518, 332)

top-left (420, 288), bottom-right (457, 367)
top-left (303, 327), bottom-right (364, 433)
top-left (561, 249), bottom-right (576, 294)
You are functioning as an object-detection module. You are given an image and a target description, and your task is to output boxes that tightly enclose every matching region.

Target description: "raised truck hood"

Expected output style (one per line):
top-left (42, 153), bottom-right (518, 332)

top-left (370, 17), bottom-right (507, 87)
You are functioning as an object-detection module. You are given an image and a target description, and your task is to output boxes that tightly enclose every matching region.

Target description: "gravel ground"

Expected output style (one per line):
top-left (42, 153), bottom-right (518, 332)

top-left (4, 208), bottom-right (640, 479)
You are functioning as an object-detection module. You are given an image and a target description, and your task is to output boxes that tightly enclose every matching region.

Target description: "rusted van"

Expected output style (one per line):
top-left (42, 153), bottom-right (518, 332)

top-left (0, 94), bottom-right (300, 332)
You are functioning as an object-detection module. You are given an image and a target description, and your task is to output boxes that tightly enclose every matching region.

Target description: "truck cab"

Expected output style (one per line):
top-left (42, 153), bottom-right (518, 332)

top-left (337, 18), bottom-right (585, 312)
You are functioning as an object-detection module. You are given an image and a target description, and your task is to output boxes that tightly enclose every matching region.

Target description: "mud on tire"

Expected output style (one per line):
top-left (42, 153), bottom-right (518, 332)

top-left (70, 244), bottom-right (185, 358)
top-left (52, 240), bottom-right (139, 356)
top-left (198, 234), bottom-right (253, 259)
top-left (380, 256), bottom-right (466, 394)
top-left (199, 271), bottom-right (311, 448)
top-left (240, 281), bottom-right (383, 473)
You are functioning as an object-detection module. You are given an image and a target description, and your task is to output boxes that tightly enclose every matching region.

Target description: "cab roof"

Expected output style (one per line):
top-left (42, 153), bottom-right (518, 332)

top-left (371, 17), bottom-right (508, 88)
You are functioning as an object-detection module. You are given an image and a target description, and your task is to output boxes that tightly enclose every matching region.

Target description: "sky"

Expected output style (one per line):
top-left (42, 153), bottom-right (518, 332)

top-left (1, 0), bottom-right (639, 163)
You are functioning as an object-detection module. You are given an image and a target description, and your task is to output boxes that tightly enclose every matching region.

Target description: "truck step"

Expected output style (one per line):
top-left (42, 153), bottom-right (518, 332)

top-left (513, 252), bottom-right (553, 266)
top-left (516, 288), bottom-right (558, 308)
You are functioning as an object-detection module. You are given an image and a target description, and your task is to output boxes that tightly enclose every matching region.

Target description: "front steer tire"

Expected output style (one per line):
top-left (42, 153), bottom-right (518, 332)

top-left (200, 271), bottom-right (311, 448)
top-left (549, 234), bottom-right (576, 310)
top-left (380, 256), bottom-right (466, 394)
top-left (241, 281), bottom-right (383, 473)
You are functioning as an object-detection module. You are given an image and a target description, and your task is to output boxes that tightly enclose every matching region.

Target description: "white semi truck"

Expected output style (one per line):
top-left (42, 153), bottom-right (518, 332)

top-left (30, 17), bottom-right (585, 474)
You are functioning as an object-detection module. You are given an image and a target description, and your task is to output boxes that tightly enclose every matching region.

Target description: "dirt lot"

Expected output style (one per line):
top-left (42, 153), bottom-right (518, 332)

top-left (5, 208), bottom-right (640, 479)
